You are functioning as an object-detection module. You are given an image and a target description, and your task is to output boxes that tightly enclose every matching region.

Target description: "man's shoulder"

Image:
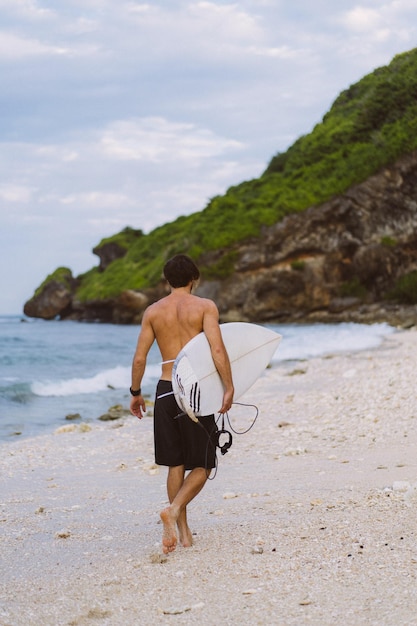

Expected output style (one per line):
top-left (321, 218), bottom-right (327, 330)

top-left (192, 295), bottom-right (218, 310)
top-left (145, 296), bottom-right (170, 314)
top-left (146, 293), bottom-right (217, 316)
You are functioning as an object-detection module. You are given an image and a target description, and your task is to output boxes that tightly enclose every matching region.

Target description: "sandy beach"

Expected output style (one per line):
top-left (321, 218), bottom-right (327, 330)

top-left (1, 328), bottom-right (417, 626)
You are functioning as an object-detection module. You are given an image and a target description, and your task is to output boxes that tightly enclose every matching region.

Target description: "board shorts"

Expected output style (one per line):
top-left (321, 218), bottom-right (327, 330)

top-left (154, 380), bottom-right (218, 470)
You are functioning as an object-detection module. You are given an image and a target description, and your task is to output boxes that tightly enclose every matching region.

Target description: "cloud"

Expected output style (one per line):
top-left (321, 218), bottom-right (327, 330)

top-left (118, 1), bottom-right (265, 63)
top-left (100, 117), bottom-right (244, 163)
top-left (247, 44), bottom-right (304, 59)
top-left (344, 7), bottom-right (383, 32)
top-left (0, 115), bottom-right (255, 241)
top-left (126, 2), bottom-right (153, 13)
top-left (0, 31), bottom-right (69, 59)
top-left (341, 2), bottom-right (416, 43)
top-left (0, 0), bottom-right (55, 20)
top-left (0, 183), bottom-right (34, 203)
top-left (60, 191), bottom-right (135, 210)
top-left (189, 1), bottom-right (262, 39)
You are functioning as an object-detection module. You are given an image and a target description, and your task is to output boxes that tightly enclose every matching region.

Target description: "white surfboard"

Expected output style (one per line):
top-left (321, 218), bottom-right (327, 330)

top-left (172, 322), bottom-right (282, 421)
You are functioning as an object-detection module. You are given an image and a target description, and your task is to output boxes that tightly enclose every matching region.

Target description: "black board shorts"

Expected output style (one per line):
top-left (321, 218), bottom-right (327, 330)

top-left (154, 380), bottom-right (218, 470)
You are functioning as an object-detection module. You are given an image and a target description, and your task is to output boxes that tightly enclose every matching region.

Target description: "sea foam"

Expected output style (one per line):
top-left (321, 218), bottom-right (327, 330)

top-left (31, 362), bottom-right (162, 397)
top-left (270, 322), bottom-right (395, 362)
top-left (31, 366), bottom-right (130, 397)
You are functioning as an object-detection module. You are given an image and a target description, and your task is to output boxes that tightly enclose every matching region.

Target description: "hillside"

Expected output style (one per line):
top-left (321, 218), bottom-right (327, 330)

top-left (24, 48), bottom-right (417, 324)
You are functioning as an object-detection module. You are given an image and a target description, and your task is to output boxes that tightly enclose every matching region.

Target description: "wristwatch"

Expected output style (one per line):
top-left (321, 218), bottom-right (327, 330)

top-left (130, 386), bottom-right (142, 396)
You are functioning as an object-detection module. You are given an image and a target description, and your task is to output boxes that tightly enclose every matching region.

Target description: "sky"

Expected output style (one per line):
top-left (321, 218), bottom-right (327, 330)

top-left (0, 0), bottom-right (416, 314)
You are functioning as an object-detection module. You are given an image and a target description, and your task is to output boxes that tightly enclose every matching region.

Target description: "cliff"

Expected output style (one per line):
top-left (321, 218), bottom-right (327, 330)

top-left (24, 151), bottom-right (417, 326)
top-left (206, 151), bottom-right (417, 327)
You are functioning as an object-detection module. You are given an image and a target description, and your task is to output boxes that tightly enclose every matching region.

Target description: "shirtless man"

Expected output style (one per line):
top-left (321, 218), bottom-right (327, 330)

top-left (129, 254), bottom-right (234, 554)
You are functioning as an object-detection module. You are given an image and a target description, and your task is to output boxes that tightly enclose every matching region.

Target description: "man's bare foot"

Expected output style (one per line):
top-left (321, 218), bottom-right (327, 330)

top-left (160, 507), bottom-right (178, 554)
top-left (178, 523), bottom-right (193, 548)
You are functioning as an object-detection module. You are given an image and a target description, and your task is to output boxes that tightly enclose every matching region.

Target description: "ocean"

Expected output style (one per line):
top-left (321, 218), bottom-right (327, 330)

top-left (0, 315), bottom-right (395, 441)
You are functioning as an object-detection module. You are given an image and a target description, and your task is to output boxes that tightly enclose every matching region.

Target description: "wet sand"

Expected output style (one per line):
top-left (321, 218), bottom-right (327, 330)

top-left (1, 328), bottom-right (417, 625)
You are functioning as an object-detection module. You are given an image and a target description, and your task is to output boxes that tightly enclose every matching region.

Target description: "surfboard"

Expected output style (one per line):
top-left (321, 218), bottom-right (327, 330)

top-left (172, 322), bottom-right (282, 421)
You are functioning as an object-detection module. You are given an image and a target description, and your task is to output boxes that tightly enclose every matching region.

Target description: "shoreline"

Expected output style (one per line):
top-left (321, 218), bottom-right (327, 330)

top-left (0, 318), bottom-right (396, 444)
top-left (1, 328), bottom-right (417, 624)
top-left (15, 301), bottom-right (417, 328)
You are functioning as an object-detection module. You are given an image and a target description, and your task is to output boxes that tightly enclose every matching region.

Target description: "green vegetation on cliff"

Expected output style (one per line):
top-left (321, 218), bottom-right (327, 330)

top-left (72, 48), bottom-right (417, 301)
top-left (93, 227), bottom-right (144, 253)
top-left (389, 271), bottom-right (417, 304)
top-left (35, 267), bottom-right (73, 296)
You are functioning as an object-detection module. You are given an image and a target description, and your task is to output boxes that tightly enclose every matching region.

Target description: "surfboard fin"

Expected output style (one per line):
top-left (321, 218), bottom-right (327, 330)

top-left (180, 394), bottom-right (199, 423)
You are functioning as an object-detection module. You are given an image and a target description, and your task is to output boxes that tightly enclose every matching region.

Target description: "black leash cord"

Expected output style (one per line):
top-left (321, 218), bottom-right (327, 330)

top-left (222, 402), bottom-right (259, 435)
top-left (203, 401), bottom-right (260, 480)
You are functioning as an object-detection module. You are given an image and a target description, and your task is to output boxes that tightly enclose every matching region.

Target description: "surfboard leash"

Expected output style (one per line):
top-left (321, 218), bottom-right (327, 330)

top-left (224, 402), bottom-right (259, 435)
top-left (217, 413), bottom-right (233, 456)
top-left (214, 402), bottom-right (259, 456)
top-left (205, 402), bottom-right (260, 480)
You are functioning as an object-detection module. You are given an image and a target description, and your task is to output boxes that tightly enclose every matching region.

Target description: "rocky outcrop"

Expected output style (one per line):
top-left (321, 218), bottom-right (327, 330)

top-left (23, 270), bottom-right (76, 320)
top-left (23, 152), bottom-right (417, 326)
top-left (196, 151), bottom-right (417, 325)
top-left (93, 228), bottom-right (143, 271)
top-left (93, 241), bottom-right (127, 271)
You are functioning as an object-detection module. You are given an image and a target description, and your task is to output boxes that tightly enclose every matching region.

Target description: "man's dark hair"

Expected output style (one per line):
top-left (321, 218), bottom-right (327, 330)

top-left (163, 254), bottom-right (200, 288)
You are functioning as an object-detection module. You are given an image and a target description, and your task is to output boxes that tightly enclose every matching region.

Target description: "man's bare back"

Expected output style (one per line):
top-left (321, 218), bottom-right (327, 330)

top-left (146, 290), bottom-right (218, 380)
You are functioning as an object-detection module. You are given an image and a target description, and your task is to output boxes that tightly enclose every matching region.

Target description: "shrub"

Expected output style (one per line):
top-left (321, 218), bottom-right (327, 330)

top-left (291, 260), bottom-right (306, 271)
top-left (381, 236), bottom-right (397, 247)
top-left (388, 271), bottom-right (417, 304)
top-left (339, 277), bottom-right (367, 299)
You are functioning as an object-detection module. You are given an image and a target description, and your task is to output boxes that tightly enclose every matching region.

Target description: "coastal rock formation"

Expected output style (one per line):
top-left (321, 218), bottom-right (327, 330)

top-left (202, 151), bottom-right (417, 324)
top-left (93, 241), bottom-right (128, 272)
top-left (23, 273), bottom-right (75, 320)
top-left (23, 152), bottom-right (417, 325)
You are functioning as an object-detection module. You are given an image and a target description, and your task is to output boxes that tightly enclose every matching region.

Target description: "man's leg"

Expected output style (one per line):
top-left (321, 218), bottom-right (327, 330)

top-left (160, 466), bottom-right (209, 554)
top-left (165, 465), bottom-right (192, 548)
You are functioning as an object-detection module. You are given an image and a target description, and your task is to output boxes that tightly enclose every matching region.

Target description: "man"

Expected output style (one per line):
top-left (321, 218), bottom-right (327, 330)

top-left (130, 254), bottom-right (234, 554)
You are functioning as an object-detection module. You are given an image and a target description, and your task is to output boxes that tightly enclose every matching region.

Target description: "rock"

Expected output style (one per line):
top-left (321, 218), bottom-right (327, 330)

top-left (222, 492), bottom-right (238, 499)
top-left (78, 423), bottom-right (92, 433)
top-left (55, 424), bottom-right (78, 434)
top-left (162, 606), bottom-right (192, 615)
top-left (98, 404), bottom-right (130, 421)
top-left (55, 423), bottom-right (91, 433)
top-left (150, 552), bottom-right (168, 564)
top-left (284, 447), bottom-right (307, 456)
top-left (199, 152), bottom-right (417, 324)
top-left (65, 413), bottom-right (82, 421)
top-left (24, 268), bottom-right (75, 320)
top-left (93, 241), bottom-right (128, 271)
top-left (55, 529), bottom-right (71, 539)
top-left (93, 228), bottom-right (143, 271)
top-left (113, 290), bottom-right (149, 323)
top-left (329, 297), bottom-right (361, 313)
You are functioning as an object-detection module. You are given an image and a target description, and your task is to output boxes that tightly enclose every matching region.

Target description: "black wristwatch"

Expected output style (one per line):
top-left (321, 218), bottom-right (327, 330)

top-left (130, 386), bottom-right (142, 396)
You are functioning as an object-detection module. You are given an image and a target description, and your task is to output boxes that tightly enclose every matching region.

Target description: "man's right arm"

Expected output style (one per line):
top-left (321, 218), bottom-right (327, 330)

top-left (130, 308), bottom-right (155, 419)
top-left (202, 301), bottom-right (234, 413)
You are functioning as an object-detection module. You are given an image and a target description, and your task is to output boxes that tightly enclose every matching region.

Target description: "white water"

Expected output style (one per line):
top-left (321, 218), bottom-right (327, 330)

top-left (270, 322), bottom-right (394, 363)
